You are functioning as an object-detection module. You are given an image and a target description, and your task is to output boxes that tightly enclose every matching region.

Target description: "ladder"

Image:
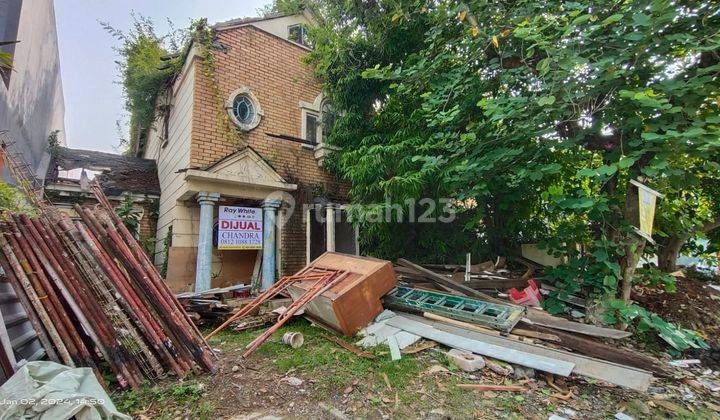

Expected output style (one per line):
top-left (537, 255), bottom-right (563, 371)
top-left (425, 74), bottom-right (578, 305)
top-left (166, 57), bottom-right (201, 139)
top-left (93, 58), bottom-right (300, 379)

top-left (383, 286), bottom-right (525, 332)
top-left (0, 131), bottom-right (46, 209)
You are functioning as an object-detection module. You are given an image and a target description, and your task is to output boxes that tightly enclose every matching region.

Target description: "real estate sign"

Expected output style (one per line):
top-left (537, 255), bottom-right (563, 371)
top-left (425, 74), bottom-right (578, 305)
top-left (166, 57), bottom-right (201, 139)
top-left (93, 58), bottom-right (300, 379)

top-left (218, 206), bottom-right (263, 250)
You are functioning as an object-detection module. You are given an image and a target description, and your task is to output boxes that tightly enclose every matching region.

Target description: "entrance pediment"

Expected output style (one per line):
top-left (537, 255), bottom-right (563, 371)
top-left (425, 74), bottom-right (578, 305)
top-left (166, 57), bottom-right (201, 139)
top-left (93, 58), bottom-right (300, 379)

top-left (182, 147), bottom-right (297, 200)
top-left (208, 148), bottom-right (286, 185)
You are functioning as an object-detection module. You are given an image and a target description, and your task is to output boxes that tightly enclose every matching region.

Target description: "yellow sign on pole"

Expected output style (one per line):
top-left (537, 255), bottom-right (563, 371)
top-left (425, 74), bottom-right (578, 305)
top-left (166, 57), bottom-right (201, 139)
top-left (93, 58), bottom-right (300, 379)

top-left (630, 179), bottom-right (664, 242)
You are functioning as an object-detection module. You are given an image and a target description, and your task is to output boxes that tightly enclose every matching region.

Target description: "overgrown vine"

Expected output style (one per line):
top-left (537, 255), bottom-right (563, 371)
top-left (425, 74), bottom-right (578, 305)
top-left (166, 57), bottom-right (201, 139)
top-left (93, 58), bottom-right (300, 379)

top-left (191, 19), bottom-right (247, 150)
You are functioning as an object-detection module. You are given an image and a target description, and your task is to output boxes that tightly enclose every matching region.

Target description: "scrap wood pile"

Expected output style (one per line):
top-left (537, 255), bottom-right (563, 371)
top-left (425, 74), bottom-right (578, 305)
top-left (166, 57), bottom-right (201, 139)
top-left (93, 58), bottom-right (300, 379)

top-left (394, 257), bottom-right (540, 297)
top-left (367, 258), bottom-right (673, 392)
top-left (204, 263), bottom-right (354, 358)
top-left (197, 252), bottom-right (671, 392)
top-left (204, 253), bottom-right (396, 358)
top-left (176, 285), bottom-right (250, 325)
top-left (0, 182), bottom-right (215, 388)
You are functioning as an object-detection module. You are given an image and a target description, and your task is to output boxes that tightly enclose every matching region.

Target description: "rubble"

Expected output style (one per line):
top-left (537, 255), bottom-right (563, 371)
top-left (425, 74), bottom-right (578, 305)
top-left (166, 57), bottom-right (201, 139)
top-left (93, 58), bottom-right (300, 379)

top-left (446, 349), bottom-right (485, 372)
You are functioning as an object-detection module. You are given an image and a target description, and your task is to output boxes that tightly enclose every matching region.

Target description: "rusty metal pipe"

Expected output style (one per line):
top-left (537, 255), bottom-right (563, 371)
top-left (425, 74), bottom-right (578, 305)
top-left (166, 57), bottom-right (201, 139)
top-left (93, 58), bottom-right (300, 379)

top-left (0, 230), bottom-right (74, 366)
top-left (23, 215), bottom-right (141, 388)
top-left (84, 208), bottom-right (202, 373)
top-left (8, 218), bottom-right (94, 368)
top-left (91, 184), bottom-right (215, 356)
top-left (74, 208), bottom-right (186, 377)
top-left (94, 211), bottom-right (214, 372)
top-left (243, 270), bottom-right (349, 358)
top-left (49, 213), bottom-right (162, 384)
top-left (78, 207), bottom-right (194, 374)
top-left (0, 242), bottom-right (59, 363)
top-left (73, 217), bottom-right (176, 375)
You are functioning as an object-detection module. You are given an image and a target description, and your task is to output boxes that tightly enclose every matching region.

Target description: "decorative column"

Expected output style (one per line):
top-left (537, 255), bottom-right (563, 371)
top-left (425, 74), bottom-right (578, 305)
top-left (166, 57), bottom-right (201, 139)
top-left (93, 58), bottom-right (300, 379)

top-left (261, 199), bottom-right (282, 290)
top-left (194, 192), bottom-right (219, 292)
top-left (326, 204), bottom-right (336, 252)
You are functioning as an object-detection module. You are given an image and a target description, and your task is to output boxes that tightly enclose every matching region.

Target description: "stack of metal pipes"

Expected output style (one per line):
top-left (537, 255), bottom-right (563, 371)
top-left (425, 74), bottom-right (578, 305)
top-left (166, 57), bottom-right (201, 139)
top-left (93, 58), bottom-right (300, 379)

top-left (0, 185), bottom-right (215, 388)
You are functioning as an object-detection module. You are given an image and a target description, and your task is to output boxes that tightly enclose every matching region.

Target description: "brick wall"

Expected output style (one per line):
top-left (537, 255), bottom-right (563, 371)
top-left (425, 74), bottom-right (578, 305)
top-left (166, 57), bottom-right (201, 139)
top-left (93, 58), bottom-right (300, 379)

top-left (191, 26), bottom-right (348, 275)
top-left (137, 200), bottom-right (158, 254)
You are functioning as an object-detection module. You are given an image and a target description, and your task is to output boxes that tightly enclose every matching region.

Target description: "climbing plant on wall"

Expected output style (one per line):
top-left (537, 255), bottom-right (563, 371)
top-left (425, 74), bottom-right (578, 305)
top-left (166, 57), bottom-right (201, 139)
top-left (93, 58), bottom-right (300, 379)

top-left (190, 19), bottom-right (247, 150)
top-left (102, 14), bottom-right (186, 154)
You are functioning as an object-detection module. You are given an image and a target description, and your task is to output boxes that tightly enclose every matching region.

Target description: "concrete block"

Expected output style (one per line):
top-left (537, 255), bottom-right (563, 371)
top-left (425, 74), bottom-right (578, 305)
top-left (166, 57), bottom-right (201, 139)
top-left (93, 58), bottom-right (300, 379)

top-left (512, 364), bottom-right (536, 379)
top-left (447, 349), bottom-right (485, 372)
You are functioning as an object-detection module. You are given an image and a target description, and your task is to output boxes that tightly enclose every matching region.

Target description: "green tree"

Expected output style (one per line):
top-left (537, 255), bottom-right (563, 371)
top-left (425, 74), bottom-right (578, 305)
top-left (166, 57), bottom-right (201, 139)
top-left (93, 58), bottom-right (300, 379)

top-left (308, 0), bottom-right (720, 303)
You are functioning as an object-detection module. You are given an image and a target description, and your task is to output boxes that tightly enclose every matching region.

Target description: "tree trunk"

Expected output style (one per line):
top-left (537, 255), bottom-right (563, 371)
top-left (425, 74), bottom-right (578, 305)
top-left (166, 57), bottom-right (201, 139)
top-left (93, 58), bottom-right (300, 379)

top-left (621, 235), bottom-right (646, 302)
top-left (656, 219), bottom-right (720, 273)
top-left (657, 235), bottom-right (687, 273)
top-left (619, 180), bottom-right (645, 303)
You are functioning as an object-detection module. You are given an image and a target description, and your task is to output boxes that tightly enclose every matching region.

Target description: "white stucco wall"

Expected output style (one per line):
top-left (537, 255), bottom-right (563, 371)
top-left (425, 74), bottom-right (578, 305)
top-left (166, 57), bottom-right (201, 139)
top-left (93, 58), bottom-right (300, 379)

top-left (143, 55), bottom-right (196, 264)
top-left (250, 14), bottom-right (311, 42)
top-left (0, 0), bottom-right (66, 181)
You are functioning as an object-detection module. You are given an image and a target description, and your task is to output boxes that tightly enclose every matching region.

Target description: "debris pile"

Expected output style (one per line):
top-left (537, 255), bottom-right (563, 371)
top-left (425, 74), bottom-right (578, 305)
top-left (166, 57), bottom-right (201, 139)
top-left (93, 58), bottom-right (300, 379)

top-left (351, 259), bottom-right (673, 392)
top-left (0, 183), bottom-right (215, 388)
top-left (205, 253), bottom-right (396, 357)
top-left (177, 285), bottom-right (250, 325)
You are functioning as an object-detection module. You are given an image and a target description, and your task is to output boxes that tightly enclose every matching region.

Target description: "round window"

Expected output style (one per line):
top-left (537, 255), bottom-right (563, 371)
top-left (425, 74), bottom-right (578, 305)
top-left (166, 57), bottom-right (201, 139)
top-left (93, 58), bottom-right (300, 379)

top-left (227, 87), bottom-right (262, 131)
top-left (233, 95), bottom-right (255, 124)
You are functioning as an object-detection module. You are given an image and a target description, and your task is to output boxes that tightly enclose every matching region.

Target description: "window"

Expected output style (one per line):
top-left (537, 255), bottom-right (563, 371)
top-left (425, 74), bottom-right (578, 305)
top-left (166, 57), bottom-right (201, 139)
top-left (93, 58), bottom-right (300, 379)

top-left (226, 87), bottom-right (262, 131)
top-left (300, 95), bottom-right (338, 145)
top-left (321, 101), bottom-right (337, 143)
top-left (288, 24), bottom-right (310, 47)
top-left (305, 113), bottom-right (319, 144)
top-left (233, 95), bottom-right (255, 125)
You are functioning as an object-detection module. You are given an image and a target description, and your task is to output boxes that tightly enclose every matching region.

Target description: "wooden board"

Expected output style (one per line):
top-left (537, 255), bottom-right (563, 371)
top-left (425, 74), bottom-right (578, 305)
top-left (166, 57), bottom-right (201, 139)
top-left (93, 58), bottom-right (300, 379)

top-left (525, 309), bottom-right (632, 339)
top-left (386, 315), bottom-right (574, 376)
top-left (287, 253), bottom-right (397, 336)
top-left (405, 314), bottom-right (652, 392)
top-left (396, 259), bottom-right (506, 304)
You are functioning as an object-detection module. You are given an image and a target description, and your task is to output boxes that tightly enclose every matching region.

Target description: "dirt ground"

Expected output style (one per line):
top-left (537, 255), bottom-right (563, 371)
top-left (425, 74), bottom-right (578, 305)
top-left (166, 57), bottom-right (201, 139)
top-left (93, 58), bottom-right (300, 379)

top-left (633, 270), bottom-right (720, 369)
top-left (113, 316), bottom-right (720, 420)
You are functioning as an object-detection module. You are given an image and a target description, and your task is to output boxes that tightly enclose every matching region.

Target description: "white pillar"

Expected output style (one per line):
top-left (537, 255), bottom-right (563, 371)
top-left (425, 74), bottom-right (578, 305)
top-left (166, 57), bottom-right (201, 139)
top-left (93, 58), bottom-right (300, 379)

top-left (195, 192), bottom-right (219, 292)
top-left (326, 204), bottom-right (336, 252)
top-left (261, 199), bottom-right (281, 290)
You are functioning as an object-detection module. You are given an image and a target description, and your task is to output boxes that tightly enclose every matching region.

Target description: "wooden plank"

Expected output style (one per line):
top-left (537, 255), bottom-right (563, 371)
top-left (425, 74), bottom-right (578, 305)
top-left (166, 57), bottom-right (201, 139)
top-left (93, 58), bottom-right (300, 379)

top-left (510, 328), bottom-right (560, 343)
top-left (176, 284), bottom-right (250, 299)
top-left (449, 273), bottom-right (530, 290)
top-left (524, 309), bottom-right (632, 339)
top-left (386, 316), bottom-right (574, 376)
top-left (387, 335), bottom-right (401, 361)
top-left (526, 324), bottom-right (665, 375)
top-left (425, 312), bottom-right (560, 342)
top-left (396, 259), bottom-right (506, 304)
top-left (423, 312), bottom-right (529, 342)
top-left (408, 314), bottom-right (652, 392)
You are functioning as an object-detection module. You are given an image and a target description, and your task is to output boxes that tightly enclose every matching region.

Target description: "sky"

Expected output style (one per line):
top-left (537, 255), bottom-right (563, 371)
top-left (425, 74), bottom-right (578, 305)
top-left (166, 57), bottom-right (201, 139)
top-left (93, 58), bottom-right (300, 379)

top-left (55, 0), bottom-right (271, 153)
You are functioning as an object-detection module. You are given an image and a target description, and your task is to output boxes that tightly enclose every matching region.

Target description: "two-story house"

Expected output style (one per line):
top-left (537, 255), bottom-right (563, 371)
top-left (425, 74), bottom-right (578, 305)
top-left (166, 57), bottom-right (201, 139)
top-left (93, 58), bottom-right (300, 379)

top-left (138, 11), bottom-right (357, 293)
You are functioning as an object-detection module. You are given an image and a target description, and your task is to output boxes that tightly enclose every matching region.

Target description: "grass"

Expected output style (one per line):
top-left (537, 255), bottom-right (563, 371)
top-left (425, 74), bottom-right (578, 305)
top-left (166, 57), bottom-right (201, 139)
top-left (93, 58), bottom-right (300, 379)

top-left (209, 318), bottom-right (422, 399)
top-left (113, 379), bottom-right (212, 420)
top-left (208, 318), bottom-right (484, 416)
top-left (113, 318), bottom-right (708, 419)
top-left (112, 318), bottom-right (516, 417)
